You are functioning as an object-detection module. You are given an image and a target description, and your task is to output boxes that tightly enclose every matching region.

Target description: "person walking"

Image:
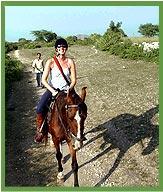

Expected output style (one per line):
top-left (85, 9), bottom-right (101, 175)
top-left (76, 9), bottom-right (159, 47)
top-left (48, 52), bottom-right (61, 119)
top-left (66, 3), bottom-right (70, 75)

top-left (32, 52), bottom-right (44, 87)
top-left (34, 38), bottom-right (76, 142)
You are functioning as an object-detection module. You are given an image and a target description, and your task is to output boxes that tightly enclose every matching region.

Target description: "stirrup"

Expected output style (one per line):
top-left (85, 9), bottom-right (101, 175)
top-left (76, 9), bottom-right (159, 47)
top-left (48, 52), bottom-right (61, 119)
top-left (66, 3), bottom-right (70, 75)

top-left (34, 132), bottom-right (43, 142)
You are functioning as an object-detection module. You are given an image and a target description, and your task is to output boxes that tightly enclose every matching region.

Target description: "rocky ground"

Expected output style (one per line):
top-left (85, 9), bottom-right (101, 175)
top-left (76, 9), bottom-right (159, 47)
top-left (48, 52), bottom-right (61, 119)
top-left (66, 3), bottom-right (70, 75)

top-left (5, 45), bottom-right (159, 190)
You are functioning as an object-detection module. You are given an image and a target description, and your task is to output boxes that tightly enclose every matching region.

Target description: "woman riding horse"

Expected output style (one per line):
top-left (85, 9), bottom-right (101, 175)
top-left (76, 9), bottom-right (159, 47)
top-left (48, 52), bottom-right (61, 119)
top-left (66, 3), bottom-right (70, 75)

top-left (34, 38), bottom-right (87, 187)
top-left (34, 38), bottom-right (76, 142)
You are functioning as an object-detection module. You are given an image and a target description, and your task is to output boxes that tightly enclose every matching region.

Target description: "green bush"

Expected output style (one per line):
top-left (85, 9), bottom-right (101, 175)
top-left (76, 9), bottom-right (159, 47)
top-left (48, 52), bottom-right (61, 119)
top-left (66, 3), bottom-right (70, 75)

top-left (5, 55), bottom-right (24, 91)
top-left (123, 44), bottom-right (144, 60)
top-left (17, 41), bottom-right (54, 49)
top-left (95, 33), bottom-right (159, 63)
top-left (107, 38), bottom-right (158, 63)
top-left (143, 48), bottom-right (159, 63)
top-left (66, 36), bottom-right (78, 46)
top-left (109, 40), bottom-right (132, 56)
top-left (95, 31), bottom-right (121, 51)
top-left (76, 38), bottom-right (94, 46)
top-left (5, 42), bottom-right (18, 53)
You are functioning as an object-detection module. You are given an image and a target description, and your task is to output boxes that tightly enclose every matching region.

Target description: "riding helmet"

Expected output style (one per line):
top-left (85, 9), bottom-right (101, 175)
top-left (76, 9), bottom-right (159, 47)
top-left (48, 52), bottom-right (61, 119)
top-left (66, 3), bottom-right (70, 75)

top-left (55, 38), bottom-right (68, 49)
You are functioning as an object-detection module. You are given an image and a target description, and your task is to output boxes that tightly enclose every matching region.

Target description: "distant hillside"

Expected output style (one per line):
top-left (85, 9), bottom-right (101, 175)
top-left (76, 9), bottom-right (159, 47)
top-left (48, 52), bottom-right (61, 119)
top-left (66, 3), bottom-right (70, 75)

top-left (76, 34), bottom-right (89, 40)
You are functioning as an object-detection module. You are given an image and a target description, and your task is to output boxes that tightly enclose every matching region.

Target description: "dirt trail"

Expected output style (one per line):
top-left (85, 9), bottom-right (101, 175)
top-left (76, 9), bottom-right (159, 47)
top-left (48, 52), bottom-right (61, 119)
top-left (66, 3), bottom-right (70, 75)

top-left (5, 46), bottom-right (159, 188)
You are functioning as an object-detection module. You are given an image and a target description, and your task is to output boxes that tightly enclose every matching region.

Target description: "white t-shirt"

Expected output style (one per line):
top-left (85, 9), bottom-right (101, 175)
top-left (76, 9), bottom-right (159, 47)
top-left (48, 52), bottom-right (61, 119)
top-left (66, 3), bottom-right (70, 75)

top-left (32, 59), bottom-right (44, 73)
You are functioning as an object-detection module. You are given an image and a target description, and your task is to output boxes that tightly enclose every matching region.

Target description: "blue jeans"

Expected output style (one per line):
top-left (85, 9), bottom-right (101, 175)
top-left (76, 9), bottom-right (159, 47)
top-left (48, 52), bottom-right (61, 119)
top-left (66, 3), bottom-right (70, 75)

top-left (36, 72), bottom-right (43, 87)
top-left (36, 89), bottom-right (52, 114)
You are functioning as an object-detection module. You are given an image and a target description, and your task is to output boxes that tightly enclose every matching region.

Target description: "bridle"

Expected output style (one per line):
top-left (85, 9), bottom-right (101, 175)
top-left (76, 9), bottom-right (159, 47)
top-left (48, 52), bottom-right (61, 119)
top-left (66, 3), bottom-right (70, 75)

top-left (65, 104), bottom-right (78, 110)
top-left (65, 103), bottom-right (86, 118)
top-left (55, 101), bottom-right (86, 142)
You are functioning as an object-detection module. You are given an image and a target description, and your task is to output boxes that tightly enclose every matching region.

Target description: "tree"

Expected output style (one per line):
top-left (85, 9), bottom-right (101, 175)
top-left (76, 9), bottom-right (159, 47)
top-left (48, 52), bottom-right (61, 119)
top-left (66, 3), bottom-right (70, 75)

top-left (18, 38), bottom-right (31, 43)
top-left (5, 42), bottom-right (18, 53)
top-left (66, 36), bottom-right (78, 45)
top-left (106, 21), bottom-right (127, 37)
top-left (109, 21), bottom-right (122, 32)
top-left (138, 23), bottom-right (159, 37)
top-left (89, 33), bottom-right (101, 41)
top-left (30, 30), bottom-right (57, 42)
top-left (96, 21), bottom-right (126, 51)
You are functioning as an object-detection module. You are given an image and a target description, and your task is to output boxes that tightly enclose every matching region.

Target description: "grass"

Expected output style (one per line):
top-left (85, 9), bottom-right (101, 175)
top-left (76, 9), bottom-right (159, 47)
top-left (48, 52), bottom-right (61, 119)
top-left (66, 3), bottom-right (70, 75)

top-left (127, 36), bottom-right (159, 43)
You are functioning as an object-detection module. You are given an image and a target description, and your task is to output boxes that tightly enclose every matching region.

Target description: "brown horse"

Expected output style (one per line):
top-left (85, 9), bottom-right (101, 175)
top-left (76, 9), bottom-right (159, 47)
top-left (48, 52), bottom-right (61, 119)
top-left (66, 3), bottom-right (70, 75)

top-left (47, 87), bottom-right (87, 187)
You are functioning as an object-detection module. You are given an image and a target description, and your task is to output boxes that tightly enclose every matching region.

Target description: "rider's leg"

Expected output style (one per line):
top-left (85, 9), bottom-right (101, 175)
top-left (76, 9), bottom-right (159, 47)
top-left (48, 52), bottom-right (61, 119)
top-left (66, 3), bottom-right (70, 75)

top-left (34, 90), bottom-right (52, 142)
top-left (34, 113), bottom-right (44, 142)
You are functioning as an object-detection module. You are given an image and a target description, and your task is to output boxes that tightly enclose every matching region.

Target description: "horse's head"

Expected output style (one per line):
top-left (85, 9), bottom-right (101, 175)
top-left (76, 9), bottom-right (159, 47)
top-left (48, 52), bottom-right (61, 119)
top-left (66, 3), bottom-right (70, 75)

top-left (66, 87), bottom-right (87, 150)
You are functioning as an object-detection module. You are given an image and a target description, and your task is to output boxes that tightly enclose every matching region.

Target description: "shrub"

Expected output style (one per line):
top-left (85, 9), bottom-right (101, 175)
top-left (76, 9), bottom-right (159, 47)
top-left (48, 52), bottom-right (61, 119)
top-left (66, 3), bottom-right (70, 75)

top-left (66, 36), bottom-right (78, 46)
top-left (76, 38), bottom-right (94, 46)
top-left (109, 39), bottom-right (132, 57)
top-left (95, 33), bottom-right (159, 63)
top-left (96, 31), bottom-right (121, 51)
top-left (5, 42), bottom-right (18, 53)
top-left (5, 55), bottom-right (24, 91)
top-left (123, 44), bottom-right (144, 60)
top-left (107, 38), bottom-right (158, 63)
top-left (143, 48), bottom-right (159, 63)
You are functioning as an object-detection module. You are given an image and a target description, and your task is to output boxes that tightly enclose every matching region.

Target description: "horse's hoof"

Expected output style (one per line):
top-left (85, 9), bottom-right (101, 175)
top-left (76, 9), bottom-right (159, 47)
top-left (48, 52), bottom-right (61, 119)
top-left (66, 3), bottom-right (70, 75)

top-left (34, 133), bottom-right (43, 143)
top-left (57, 177), bottom-right (65, 184)
top-left (74, 184), bottom-right (79, 187)
top-left (57, 172), bottom-right (64, 184)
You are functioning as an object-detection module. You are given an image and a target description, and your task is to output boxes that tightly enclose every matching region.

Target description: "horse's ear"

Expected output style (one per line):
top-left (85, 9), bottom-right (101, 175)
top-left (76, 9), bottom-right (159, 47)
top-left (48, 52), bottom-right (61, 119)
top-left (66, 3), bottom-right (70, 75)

top-left (81, 87), bottom-right (87, 101)
top-left (66, 89), bottom-right (72, 104)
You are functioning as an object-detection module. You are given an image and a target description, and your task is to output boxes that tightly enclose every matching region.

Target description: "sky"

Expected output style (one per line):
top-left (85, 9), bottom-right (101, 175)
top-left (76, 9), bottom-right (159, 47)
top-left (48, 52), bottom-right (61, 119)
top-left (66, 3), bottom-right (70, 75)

top-left (5, 6), bottom-right (159, 42)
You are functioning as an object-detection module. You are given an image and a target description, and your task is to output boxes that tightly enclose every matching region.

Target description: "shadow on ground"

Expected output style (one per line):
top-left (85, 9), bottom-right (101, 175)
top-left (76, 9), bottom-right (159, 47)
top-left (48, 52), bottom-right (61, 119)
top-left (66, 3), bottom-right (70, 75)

top-left (80, 105), bottom-right (159, 186)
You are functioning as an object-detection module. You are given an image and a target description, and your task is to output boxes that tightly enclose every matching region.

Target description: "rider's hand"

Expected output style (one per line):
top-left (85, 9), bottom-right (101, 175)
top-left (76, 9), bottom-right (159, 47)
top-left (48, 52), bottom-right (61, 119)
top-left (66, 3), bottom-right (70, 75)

top-left (67, 85), bottom-right (74, 91)
top-left (52, 90), bottom-right (58, 97)
top-left (51, 90), bottom-right (58, 101)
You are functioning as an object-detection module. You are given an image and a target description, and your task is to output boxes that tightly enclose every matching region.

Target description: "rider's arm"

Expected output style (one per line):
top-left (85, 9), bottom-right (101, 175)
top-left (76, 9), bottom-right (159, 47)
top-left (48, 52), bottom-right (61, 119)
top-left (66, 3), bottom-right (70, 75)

top-left (42, 59), bottom-right (58, 95)
top-left (69, 58), bottom-right (76, 90)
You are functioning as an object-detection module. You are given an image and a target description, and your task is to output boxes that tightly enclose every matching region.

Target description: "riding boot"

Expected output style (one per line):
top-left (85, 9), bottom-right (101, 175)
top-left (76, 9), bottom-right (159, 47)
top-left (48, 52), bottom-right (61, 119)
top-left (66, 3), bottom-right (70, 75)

top-left (34, 113), bottom-right (44, 142)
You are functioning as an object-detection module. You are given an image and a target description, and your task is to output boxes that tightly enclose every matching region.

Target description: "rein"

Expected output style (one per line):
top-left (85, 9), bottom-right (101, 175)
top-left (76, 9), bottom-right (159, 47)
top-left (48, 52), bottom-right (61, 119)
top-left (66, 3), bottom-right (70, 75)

top-left (54, 101), bottom-right (85, 142)
top-left (54, 100), bottom-right (69, 136)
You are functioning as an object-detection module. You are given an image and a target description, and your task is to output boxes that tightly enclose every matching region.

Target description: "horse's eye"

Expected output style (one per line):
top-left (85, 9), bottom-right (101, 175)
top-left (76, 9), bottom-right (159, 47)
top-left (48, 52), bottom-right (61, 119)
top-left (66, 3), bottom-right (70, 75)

top-left (79, 110), bottom-right (86, 119)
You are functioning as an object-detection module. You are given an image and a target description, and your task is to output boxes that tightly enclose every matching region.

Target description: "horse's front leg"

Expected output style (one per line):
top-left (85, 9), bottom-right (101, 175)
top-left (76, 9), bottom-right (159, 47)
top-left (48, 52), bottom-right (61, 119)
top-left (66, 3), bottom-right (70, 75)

top-left (52, 137), bottom-right (64, 183)
top-left (67, 141), bottom-right (79, 187)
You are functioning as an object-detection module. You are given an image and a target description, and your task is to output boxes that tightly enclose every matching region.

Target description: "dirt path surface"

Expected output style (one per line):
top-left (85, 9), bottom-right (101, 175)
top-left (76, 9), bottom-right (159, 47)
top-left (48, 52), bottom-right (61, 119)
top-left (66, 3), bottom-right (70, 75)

top-left (5, 45), bottom-right (159, 189)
